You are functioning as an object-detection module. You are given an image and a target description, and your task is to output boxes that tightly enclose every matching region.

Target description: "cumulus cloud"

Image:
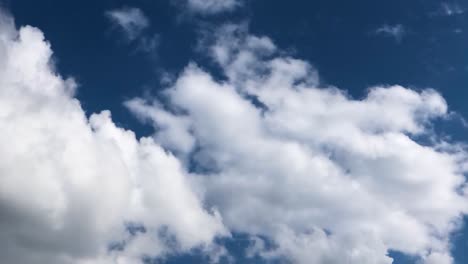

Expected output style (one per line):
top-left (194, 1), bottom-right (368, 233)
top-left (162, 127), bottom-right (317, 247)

top-left (0, 10), bottom-right (225, 264)
top-left (127, 24), bottom-right (468, 264)
top-left (375, 24), bottom-right (406, 43)
top-left (179, 0), bottom-right (241, 14)
top-left (2, 4), bottom-right (468, 264)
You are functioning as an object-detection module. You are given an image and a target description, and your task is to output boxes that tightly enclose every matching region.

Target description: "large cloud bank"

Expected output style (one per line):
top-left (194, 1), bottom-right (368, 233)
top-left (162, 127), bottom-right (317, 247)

top-left (1, 9), bottom-right (468, 264)
top-left (128, 24), bottom-right (468, 264)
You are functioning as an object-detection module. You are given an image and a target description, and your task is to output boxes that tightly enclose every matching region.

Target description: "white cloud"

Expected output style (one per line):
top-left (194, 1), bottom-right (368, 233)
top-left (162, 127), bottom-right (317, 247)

top-left (125, 99), bottom-right (196, 156)
top-left (182, 0), bottom-right (241, 14)
top-left (375, 24), bottom-right (406, 43)
top-left (128, 24), bottom-right (468, 264)
top-left (106, 7), bottom-right (149, 41)
top-left (0, 10), bottom-right (226, 264)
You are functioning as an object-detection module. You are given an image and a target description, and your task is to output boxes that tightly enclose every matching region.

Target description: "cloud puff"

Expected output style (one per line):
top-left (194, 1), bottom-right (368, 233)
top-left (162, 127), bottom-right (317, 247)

top-left (0, 10), bottom-right (226, 264)
top-left (106, 7), bottom-right (149, 41)
top-left (375, 24), bottom-right (406, 43)
top-left (128, 24), bottom-right (468, 264)
top-left (180, 0), bottom-right (241, 14)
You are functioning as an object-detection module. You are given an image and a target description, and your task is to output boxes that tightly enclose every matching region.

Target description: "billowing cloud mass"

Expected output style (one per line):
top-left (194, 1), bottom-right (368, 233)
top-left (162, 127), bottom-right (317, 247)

top-left (0, 11), bottom-right (225, 264)
top-left (106, 7), bottom-right (149, 41)
top-left (127, 24), bottom-right (468, 264)
top-left (1, 6), bottom-right (468, 264)
top-left (181, 0), bottom-right (241, 14)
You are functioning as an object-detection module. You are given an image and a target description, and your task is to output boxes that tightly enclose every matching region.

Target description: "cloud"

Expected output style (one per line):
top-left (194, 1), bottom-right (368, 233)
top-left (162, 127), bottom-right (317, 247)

top-left (375, 24), bottom-right (406, 43)
top-left (440, 2), bottom-right (464, 16)
top-left (127, 24), bottom-right (468, 264)
top-left (179, 0), bottom-right (241, 14)
top-left (106, 7), bottom-right (149, 41)
top-left (2, 4), bottom-right (468, 264)
top-left (106, 7), bottom-right (159, 54)
top-left (0, 10), bottom-right (226, 264)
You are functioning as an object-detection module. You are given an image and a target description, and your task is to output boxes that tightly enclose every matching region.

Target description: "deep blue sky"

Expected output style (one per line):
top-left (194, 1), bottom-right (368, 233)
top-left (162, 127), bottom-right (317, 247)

top-left (3, 0), bottom-right (468, 263)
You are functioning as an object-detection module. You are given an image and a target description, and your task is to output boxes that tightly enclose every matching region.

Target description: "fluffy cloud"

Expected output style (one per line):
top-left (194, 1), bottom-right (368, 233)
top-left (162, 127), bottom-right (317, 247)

top-left (2, 4), bottom-right (468, 264)
top-left (128, 24), bottom-right (468, 264)
top-left (0, 10), bottom-right (226, 264)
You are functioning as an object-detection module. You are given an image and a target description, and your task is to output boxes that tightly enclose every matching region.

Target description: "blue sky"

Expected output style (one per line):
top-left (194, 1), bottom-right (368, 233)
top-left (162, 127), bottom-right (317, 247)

top-left (1, 0), bottom-right (468, 264)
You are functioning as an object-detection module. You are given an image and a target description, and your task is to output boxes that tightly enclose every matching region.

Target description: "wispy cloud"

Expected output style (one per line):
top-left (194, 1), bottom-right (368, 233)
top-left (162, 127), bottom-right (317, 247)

top-left (375, 24), bottom-right (406, 43)
top-left (106, 7), bottom-right (159, 54)
top-left (440, 2), bottom-right (464, 16)
top-left (179, 0), bottom-right (241, 14)
top-left (106, 7), bottom-right (149, 41)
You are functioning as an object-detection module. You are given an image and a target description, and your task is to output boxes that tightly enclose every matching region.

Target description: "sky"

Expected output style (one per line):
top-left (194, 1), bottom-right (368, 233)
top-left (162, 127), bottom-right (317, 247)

top-left (1, 0), bottom-right (468, 263)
